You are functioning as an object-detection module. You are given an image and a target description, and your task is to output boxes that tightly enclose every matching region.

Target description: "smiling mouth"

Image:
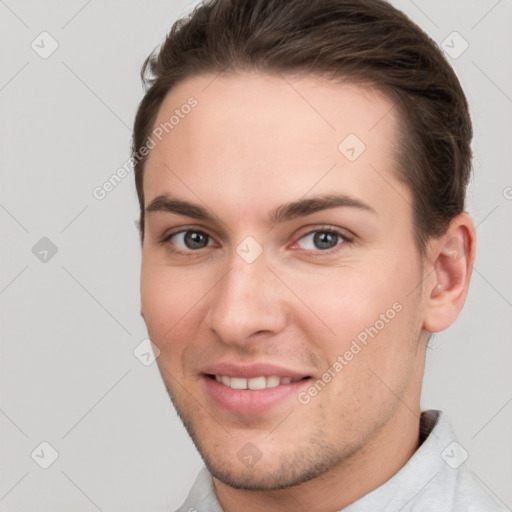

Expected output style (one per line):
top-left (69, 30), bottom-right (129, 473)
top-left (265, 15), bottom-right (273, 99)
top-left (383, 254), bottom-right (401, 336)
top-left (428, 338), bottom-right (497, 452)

top-left (206, 374), bottom-right (309, 390)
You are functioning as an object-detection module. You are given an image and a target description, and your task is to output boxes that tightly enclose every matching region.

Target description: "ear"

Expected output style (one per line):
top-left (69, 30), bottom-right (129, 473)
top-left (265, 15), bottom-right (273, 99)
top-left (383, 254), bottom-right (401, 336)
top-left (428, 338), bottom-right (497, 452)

top-left (422, 213), bottom-right (476, 333)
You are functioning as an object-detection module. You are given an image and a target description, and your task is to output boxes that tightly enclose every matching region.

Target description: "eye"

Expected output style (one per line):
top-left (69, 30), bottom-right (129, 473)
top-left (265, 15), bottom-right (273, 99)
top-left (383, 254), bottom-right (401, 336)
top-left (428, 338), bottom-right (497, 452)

top-left (164, 229), bottom-right (214, 252)
top-left (295, 228), bottom-right (347, 252)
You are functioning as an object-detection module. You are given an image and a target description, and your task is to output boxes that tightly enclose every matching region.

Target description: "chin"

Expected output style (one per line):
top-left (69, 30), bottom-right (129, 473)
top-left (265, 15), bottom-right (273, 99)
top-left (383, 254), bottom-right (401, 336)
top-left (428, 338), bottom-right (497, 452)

top-left (197, 437), bottom-right (346, 492)
top-left (205, 461), bottom-right (320, 491)
top-left (166, 378), bottom-right (359, 491)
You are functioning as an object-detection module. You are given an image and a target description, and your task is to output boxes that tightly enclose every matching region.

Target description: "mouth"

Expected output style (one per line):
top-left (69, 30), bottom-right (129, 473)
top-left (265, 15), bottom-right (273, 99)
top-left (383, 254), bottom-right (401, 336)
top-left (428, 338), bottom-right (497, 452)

top-left (200, 364), bottom-right (313, 415)
top-left (207, 374), bottom-right (306, 390)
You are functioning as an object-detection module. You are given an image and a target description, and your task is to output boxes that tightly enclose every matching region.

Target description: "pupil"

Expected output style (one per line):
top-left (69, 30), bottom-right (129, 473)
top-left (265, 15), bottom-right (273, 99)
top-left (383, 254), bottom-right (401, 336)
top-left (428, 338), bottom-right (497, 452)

top-left (314, 232), bottom-right (338, 250)
top-left (185, 231), bottom-right (207, 249)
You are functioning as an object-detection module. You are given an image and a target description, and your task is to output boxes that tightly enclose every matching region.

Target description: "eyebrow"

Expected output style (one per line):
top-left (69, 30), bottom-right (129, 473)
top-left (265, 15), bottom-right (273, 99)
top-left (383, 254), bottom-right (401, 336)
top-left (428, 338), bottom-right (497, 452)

top-left (145, 192), bottom-right (376, 225)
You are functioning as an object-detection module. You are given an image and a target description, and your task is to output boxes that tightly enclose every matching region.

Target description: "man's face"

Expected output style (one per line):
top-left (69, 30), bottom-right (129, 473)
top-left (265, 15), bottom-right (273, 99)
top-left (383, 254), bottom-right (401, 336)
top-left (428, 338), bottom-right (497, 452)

top-left (140, 72), bottom-right (428, 490)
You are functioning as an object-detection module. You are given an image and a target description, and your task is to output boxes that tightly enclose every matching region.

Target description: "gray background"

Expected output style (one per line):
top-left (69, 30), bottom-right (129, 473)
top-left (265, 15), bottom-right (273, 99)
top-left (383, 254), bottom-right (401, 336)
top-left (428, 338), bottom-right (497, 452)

top-left (0, 0), bottom-right (511, 510)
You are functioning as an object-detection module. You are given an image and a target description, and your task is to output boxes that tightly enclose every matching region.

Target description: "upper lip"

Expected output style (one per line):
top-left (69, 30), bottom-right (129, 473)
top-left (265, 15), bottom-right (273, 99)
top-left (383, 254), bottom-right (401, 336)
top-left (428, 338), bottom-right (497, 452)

top-left (201, 362), bottom-right (310, 379)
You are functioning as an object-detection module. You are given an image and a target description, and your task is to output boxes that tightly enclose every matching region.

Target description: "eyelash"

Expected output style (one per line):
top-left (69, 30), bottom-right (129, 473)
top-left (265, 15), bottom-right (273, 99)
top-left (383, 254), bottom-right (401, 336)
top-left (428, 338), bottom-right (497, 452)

top-left (161, 226), bottom-right (352, 256)
top-left (291, 226), bottom-right (352, 255)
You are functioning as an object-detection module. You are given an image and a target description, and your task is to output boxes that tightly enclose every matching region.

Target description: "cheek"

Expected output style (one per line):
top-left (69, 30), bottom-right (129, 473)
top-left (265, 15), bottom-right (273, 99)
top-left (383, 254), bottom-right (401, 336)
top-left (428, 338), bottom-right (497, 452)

top-left (300, 252), bottom-right (422, 359)
top-left (301, 271), bottom-right (401, 338)
top-left (140, 262), bottom-right (201, 344)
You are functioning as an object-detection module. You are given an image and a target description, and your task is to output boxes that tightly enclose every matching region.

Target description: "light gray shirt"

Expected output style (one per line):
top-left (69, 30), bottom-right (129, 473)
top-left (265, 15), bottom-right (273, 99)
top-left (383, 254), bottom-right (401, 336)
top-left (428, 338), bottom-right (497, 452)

top-left (176, 410), bottom-right (507, 511)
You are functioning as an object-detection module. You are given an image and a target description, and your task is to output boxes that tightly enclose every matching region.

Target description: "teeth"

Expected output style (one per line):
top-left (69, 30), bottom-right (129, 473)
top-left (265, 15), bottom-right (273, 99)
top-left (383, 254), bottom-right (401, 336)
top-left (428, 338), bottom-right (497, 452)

top-left (230, 377), bottom-right (247, 390)
top-left (266, 376), bottom-right (280, 388)
top-left (248, 376), bottom-right (266, 390)
top-left (213, 375), bottom-right (299, 390)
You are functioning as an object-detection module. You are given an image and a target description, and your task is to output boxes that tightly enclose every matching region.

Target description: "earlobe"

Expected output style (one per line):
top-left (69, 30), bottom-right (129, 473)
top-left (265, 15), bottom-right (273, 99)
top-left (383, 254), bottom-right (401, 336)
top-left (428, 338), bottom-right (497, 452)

top-left (423, 214), bottom-right (476, 333)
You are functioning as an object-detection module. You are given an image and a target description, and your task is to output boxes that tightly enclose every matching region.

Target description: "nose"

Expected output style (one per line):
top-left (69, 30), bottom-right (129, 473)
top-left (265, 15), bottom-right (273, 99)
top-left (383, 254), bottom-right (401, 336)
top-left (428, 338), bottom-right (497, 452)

top-left (205, 251), bottom-right (289, 347)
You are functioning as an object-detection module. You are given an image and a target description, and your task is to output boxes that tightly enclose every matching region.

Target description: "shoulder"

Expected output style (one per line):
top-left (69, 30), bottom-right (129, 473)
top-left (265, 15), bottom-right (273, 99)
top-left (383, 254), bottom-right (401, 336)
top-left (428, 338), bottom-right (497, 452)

top-left (405, 410), bottom-right (507, 512)
top-left (449, 464), bottom-right (508, 512)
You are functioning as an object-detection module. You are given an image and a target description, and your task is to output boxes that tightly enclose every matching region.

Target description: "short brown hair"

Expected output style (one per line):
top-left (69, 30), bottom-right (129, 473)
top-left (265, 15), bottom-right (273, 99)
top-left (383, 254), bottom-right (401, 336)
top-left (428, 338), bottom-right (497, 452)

top-left (132, 0), bottom-right (472, 251)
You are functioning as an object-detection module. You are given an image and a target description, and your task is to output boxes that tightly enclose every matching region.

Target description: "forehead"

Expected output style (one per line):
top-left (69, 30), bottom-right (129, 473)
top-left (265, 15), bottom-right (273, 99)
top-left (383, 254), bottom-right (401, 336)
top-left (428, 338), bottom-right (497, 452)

top-left (143, 72), bottom-right (408, 223)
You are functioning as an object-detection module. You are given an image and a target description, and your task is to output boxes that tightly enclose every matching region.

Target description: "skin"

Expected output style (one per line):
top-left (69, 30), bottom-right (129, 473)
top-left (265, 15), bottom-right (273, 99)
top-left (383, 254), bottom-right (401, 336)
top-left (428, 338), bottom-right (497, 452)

top-left (139, 72), bottom-right (475, 511)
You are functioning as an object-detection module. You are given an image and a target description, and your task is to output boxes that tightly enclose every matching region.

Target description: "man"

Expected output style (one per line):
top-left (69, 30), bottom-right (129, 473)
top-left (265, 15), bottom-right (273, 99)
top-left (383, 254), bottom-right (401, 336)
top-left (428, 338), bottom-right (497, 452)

top-left (132, 0), bottom-right (505, 510)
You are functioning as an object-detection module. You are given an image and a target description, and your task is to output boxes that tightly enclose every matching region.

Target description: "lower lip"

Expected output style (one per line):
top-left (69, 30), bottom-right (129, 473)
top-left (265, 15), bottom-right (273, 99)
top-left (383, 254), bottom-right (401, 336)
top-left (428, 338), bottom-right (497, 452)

top-left (202, 376), bottom-right (310, 415)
